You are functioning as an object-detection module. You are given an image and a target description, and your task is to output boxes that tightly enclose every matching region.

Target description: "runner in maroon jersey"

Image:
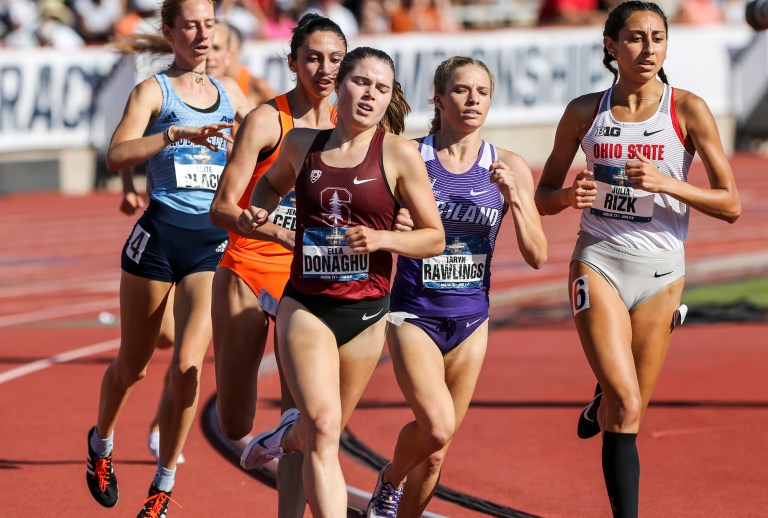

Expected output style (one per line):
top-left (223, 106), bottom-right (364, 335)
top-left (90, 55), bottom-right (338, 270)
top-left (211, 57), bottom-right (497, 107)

top-left (237, 46), bottom-right (445, 516)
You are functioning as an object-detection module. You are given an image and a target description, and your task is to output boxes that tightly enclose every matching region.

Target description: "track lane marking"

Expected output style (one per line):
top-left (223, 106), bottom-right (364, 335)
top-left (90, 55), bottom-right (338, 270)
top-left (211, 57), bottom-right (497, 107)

top-left (0, 338), bottom-right (120, 384)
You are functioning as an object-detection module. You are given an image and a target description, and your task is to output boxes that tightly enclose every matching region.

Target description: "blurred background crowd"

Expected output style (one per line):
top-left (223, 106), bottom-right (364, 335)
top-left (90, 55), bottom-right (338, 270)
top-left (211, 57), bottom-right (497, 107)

top-left (0, 0), bottom-right (752, 50)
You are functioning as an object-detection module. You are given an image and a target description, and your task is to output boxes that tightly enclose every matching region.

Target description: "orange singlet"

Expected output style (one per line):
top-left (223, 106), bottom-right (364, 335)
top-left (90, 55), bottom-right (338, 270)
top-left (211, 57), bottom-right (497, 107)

top-left (217, 94), bottom-right (337, 304)
top-left (236, 65), bottom-right (251, 97)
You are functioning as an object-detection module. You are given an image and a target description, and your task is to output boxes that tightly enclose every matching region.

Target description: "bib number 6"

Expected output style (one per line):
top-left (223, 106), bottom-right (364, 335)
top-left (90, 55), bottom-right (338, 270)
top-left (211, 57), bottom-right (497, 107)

top-left (571, 274), bottom-right (590, 316)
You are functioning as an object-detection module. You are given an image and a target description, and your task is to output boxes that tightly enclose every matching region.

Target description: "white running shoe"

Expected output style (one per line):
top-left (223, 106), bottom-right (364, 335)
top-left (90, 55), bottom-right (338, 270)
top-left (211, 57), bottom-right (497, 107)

top-left (673, 304), bottom-right (688, 329)
top-left (240, 408), bottom-right (299, 470)
top-left (366, 464), bottom-right (403, 518)
top-left (147, 430), bottom-right (185, 464)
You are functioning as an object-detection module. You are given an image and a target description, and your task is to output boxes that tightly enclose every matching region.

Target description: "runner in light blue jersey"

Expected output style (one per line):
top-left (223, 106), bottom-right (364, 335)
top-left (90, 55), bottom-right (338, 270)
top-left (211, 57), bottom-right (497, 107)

top-left (84, 1), bottom-right (251, 516)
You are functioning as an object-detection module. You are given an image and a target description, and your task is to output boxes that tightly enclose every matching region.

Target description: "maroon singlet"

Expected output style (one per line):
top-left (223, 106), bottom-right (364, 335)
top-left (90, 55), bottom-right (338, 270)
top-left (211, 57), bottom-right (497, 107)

top-left (289, 127), bottom-right (399, 300)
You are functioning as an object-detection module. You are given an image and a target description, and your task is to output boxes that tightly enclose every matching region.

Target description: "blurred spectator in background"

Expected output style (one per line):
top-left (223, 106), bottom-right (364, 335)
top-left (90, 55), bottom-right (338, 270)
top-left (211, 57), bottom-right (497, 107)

top-left (37, 0), bottom-right (85, 47)
top-left (3, 0), bottom-right (58, 46)
top-left (300, 0), bottom-right (359, 36)
top-left (675, 0), bottom-right (723, 23)
top-left (71, 0), bottom-right (123, 42)
top-left (538, 0), bottom-right (605, 25)
top-left (3, 0), bottom-right (83, 48)
top-left (259, 0), bottom-right (298, 39)
top-left (218, 0), bottom-right (266, 38)
top-left (389, 0), bottom-right (458, 33)
top-left (114, 0), bottom-right (162, 37)
top-left (2, 0), bottom-right (85, 48)
top-left (225, 22), bottom-right (275, 104)
top-left (359, 0), bottom-right (390, 33)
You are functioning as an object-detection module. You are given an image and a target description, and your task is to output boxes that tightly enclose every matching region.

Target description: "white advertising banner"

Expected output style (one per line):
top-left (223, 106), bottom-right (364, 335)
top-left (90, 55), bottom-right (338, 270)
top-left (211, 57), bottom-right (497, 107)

top-left (0, 48), bottom-right (121, 153)
top-left (0, 24), bottom-right (753, 154)
top-left (243, 25), bottom-right (753, 131)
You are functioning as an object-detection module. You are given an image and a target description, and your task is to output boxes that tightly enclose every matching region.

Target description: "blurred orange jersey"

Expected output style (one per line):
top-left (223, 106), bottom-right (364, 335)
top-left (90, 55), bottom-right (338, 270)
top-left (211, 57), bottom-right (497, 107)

top-left (218, 94), bottom-right (336, 298)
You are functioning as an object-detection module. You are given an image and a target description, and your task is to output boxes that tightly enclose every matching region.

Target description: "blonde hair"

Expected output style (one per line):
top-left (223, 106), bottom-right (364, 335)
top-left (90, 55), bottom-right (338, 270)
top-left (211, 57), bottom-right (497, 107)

top-left (111, 0), bottom-right (215, 55)
top-left (428, 56), bottom-right (494, 134)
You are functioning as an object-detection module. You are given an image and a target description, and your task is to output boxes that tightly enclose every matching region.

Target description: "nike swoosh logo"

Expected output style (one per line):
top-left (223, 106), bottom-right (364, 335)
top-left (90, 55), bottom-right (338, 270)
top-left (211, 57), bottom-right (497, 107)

top-left (643, 129), bottom-right (664, 137)
top-left (353, 177), bottom-right (376, 185)
top-left (654, 271), bottom-right (673, 277)
top-left (362, 309), bottom-right (384, 321)
top-left (470, 188), bottom-right (489, 196)
top-left (581, 405), bottom-right (595, 423)
top-left (466, 318), bottom-right (483, 328)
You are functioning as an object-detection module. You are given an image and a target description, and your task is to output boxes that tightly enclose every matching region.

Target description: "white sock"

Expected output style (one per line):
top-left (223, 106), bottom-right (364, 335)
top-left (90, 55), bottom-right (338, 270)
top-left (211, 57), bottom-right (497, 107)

top-left (90, 427), bottom-right (113, 458)
top-left (153, 464), bottom-right (176, 492)
top-left (148, 430), bottom-right (160, 452)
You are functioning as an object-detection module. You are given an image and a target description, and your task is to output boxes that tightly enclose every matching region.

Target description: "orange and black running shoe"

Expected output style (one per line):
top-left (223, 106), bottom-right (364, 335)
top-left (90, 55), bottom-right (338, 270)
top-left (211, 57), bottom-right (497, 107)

top-left (138, 484), bottom-right (180, 518)
top-left (86, 426), bottom-right (118, 507)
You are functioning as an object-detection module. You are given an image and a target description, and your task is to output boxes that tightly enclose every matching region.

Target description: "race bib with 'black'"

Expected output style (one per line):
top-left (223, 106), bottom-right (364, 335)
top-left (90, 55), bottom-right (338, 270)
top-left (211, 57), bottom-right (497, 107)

top-left (422, 235), bottom-right (489, 289)
top-left (302, 227), bottom-right (369, 281)
top-left (173, 146), bottom-right (226, 190)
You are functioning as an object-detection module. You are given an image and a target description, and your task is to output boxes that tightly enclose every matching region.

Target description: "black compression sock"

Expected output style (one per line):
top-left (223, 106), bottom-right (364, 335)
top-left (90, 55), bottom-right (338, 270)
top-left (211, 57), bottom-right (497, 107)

top-left (602, 431), bottom-right (639, 518)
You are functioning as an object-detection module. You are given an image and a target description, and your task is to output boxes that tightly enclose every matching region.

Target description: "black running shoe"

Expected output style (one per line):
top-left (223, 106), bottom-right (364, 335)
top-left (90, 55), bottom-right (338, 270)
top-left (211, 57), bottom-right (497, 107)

top-left (577, 383), bottom-right (603, 439)
top-left (137, 484), bottom-right (178, 518)
top-left (86, 426), bottom-right (118, 507)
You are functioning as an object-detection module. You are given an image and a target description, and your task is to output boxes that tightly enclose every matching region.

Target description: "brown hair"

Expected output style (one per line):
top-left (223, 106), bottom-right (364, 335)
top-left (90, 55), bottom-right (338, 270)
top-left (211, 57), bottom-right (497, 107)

top-left (603, 1), bottom-right (669, 85)
top-left (428, 56), bottom-right (495, 134)
top-left (290, 13), bottom-right (347, 60)
top-left (337, 46), bottom-right (411, 135)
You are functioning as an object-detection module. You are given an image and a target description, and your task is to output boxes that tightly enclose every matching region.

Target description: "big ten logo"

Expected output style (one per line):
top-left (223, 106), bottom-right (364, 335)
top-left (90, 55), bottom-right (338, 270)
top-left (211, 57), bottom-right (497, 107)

top-left (596, 126), bottom-right (621, 137)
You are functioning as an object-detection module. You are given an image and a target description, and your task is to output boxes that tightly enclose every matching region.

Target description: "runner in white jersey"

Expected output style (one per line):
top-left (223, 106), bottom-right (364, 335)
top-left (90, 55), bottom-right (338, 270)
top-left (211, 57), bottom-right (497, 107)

top-left (535, 2), bottom-right (740, 517)
top-left (366, 57), bottom-right (547, 518)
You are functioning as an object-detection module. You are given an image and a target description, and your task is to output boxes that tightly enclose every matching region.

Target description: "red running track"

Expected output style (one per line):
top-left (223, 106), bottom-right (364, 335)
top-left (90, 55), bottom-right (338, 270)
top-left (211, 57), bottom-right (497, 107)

top-left (0, 155), bottom-right (766, 517)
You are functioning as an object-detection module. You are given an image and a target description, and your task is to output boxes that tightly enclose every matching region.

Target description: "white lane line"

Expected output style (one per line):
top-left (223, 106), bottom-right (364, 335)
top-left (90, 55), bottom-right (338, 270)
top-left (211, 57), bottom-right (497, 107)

top-left (0, 275), bottom-right (117, 298)
top-left (0, 338), bottom-right (120, 384)
top-left (0, 297), bottom-right (120, 328)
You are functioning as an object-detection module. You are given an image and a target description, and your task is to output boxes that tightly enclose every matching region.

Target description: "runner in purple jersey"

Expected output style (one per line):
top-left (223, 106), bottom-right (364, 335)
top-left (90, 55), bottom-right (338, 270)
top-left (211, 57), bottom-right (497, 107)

top-left (366, 56), bottom-right (548, 518)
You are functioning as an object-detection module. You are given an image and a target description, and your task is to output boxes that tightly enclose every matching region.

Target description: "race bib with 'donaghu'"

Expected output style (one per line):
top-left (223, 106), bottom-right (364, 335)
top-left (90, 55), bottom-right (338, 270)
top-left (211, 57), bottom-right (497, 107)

top-left (302, 227), bottom-right (369, 281)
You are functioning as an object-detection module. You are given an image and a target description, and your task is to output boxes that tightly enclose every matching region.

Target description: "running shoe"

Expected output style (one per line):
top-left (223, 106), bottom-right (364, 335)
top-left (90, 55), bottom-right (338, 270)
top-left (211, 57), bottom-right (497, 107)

top-left (577, 383), bottom-right (603, 439)
top-left (86, 426), bottom-right (119, 507)
top-left (366, 464), bottom-right (403, 518)
top-left (147, 430), bottom-right (185, 465)
top-left (240, 408), bottom-right (299, 470)
top-left (672, 303), bottom-right (688, 330)
top-left (137, 483), bottom-right (179, 518)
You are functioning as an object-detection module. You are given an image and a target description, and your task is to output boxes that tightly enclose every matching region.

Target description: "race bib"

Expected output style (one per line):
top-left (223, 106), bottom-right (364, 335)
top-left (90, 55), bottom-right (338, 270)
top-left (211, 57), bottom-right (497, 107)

top-left (173, 146), bottom-right (226, 190)
top-left (125, 223), bottom-right (150, 264)
top-left (302, 227), bottom-right (369, 281)
top-left (269, 190), bottom-right (297, 230)
top-left (590, 164), bottom-right (654, 222)
top-left (422, 236), bottom-right (489, 289)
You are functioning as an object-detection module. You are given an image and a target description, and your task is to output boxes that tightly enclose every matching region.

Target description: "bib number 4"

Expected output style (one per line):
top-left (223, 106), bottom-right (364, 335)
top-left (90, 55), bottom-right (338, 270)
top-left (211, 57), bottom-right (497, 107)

top-left (126, 224), bottom-right (150, 264)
